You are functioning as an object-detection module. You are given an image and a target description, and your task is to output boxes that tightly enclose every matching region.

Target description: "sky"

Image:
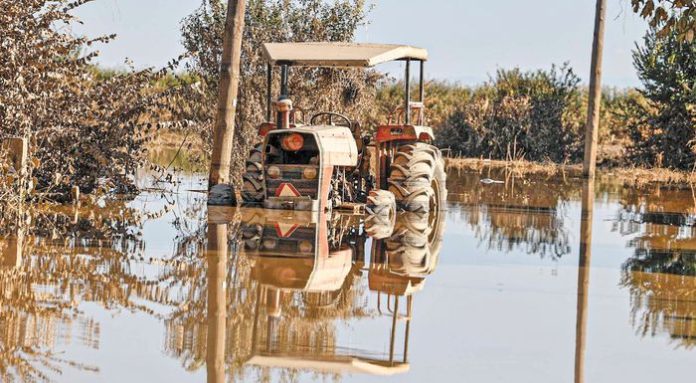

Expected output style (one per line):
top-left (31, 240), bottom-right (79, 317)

top-left (73, 0), bottom-right (649, 87)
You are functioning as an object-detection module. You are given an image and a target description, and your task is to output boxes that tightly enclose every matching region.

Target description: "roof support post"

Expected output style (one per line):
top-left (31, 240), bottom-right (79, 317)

top-left (266, 64), bottom-right (273, 122)
top-left (280, 64), bottom-right (289, 98)
top-left (419, 60), bottom-right (425, 103)
top-left (404, 59), bottom-right (411, 125)
top-left (277, 64), bottom-right (290, 129)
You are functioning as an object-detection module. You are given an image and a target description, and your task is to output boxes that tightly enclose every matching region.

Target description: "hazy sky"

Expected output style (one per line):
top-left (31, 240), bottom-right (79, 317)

top-left (73, 0), bottom-right (649, 87)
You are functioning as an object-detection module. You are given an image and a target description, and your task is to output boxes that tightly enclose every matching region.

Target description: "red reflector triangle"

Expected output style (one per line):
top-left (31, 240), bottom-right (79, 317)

top-left (275, 222), bottom-right (299, 238)
top-left (276, 182), bottom-right (301, 197)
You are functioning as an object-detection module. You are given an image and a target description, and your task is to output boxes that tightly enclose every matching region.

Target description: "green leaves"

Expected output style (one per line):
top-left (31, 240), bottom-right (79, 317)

top-left (632, 0), bottom-right (696, 42)
top-left (628, 27), bottom-right (696, 168)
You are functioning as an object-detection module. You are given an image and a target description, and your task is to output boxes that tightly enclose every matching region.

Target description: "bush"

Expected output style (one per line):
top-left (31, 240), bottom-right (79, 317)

top-left (0, 0), bottom-right (195, 202)
top-left (435, 65), bottom-right (584, 163)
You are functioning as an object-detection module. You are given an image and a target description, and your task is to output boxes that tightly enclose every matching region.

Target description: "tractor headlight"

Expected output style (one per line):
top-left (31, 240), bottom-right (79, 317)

top-left (302, 167), bottom-right (317, 180)
top-left (267, 166), bottom-right (281, 179)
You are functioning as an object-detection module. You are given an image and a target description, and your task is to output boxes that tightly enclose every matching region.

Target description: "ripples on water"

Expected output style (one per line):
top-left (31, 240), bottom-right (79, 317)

top-left (1, 167), bottom-right (695, 382)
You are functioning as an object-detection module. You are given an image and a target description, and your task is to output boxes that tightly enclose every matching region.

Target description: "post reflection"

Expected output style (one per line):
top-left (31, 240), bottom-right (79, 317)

top-left (0, 230), bottom-right (23, 269)
top-left (575, 178), bottom-right (594, 383)
top-left (206, 221), bottom-right (228, 383)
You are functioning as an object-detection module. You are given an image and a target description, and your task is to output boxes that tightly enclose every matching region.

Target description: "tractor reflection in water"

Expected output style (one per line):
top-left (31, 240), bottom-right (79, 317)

top-left (237, 204), bottom-right (444, 376)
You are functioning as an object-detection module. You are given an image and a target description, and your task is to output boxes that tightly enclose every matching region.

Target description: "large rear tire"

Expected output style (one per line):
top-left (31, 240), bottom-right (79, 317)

top-left (241, 144), bottom-right (264, 204)
top-left (387, 143), bottom-right (447, 213)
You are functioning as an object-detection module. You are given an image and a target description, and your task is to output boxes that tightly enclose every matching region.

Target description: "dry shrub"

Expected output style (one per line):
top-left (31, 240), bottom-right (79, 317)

top-left (436, 64), bottom-right (584, 163)
top-left (0, 0), bottom-right (197, 203)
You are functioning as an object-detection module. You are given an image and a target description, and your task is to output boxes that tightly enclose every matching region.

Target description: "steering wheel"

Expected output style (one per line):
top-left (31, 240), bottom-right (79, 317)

top-left (310, 112), bottom-right (352, 128)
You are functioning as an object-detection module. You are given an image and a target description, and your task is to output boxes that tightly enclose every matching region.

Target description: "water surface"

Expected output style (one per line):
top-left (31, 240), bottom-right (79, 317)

top-left (2, 167), bottom-right (695, 382)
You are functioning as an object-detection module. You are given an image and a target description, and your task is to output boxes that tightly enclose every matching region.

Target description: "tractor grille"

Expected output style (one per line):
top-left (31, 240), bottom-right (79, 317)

top-left (265, 165), bottom-right (319, 199)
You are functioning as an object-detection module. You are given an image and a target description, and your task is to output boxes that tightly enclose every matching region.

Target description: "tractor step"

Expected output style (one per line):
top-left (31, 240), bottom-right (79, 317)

top-left (336, 202), bottom-right (365, 215)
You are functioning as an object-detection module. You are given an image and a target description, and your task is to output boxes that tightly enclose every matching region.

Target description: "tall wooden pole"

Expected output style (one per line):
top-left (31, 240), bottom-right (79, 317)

top-left (208, 0), bottom-right (246, 204)
top-left (582, 0), bottom-right (607, 178)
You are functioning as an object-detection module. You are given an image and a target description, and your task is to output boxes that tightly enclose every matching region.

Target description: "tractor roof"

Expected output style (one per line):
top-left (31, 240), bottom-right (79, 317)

top-left (262, 42), bottom-right (428, 67)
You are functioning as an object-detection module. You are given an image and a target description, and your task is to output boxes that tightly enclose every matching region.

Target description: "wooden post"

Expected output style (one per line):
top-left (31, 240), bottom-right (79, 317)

top-left (574, 178), bottom-right (594, 383)
top-left (206, 222), bottom-right (228, 383)
top-left (2, 137), bottom-right (28, 175)
top-left (582, 0), bottom-right (607, 178)
top-left (208, 0), bottom-right (247, 205)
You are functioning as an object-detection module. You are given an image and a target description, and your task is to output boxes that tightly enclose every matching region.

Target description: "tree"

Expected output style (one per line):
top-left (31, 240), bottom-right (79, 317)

top-left (628, 28), bottom-right (696, 168)
top-left (631, 0), bottom-right (696, 42)
top-left (435, 65), bottom-right (584, 163)
top-left (0, 0), bottom-right (195, 202)
top-left (180, 0), bottom-right (379, 182)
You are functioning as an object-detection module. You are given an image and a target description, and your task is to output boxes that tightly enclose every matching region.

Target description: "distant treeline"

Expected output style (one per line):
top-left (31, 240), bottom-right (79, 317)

top-left (373, 75), bottom-right (643, 167)
top-left (416, 29), bottom-right (694, 169)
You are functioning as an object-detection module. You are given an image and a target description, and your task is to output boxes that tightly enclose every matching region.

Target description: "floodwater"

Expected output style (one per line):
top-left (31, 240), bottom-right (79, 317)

top-left (2, 167), bottom-right (695, 382)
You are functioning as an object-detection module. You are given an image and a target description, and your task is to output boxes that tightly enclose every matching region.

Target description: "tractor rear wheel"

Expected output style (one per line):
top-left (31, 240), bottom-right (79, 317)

top-left (241, 144), bottom-right (265, 204)
top-left (387, 143), bottom-right (447, 213)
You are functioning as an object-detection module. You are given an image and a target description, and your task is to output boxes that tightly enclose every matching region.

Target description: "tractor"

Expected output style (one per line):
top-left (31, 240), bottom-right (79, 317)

top-left (242, 42), bottom-right (446, 217)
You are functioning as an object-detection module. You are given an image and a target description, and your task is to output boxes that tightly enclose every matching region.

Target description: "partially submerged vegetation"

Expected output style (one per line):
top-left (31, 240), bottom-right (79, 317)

top-left (431, 26), bottom-right (695, 171)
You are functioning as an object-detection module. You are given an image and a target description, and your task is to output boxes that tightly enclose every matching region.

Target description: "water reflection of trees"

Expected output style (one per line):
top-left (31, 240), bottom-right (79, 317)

top-left (622, 272), bottom-right (696, 348)
top-left (0, 199), bottom-right (174, 382)
top-left (617, 185), bottom-right (696, 348)
top-left (447, 167), bottom-right (576, 259)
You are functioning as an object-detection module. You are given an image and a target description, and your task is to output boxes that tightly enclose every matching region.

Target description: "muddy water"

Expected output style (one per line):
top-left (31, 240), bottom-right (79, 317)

top-left (2, 168), bottom-right (695, 382)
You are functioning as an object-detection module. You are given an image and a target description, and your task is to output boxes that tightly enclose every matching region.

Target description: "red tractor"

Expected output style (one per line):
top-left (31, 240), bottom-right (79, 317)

top-left (242, 42), bottom-right (446, 217)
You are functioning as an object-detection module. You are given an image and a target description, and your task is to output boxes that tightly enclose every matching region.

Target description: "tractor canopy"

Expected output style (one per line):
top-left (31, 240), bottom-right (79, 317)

top-left (259, 42), bottom-right (429, 128)
top-left (262, 42), bottom-right (428, 67)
